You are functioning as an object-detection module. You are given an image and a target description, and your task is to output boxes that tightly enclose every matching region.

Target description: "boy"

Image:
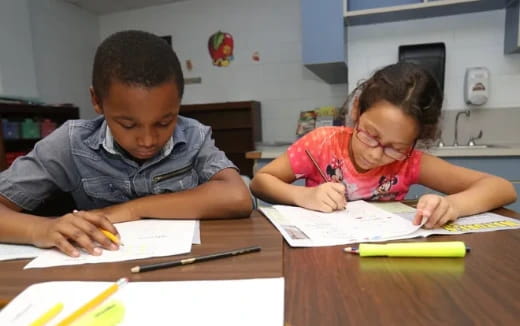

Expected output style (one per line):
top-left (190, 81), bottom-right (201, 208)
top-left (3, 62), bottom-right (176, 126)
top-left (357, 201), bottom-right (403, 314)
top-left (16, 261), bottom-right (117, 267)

top-left (0, 30), bottom-right (252, 257)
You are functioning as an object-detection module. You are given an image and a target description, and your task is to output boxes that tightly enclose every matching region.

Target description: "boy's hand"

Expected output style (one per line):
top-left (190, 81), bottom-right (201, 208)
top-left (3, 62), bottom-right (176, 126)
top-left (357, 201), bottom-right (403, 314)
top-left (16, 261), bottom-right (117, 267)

top-left (296, 182), bottom-right (346, 213)
top-left (413, 194), bottom-right (460, 229)
top-left (32, 210), bottom-right (120, 257)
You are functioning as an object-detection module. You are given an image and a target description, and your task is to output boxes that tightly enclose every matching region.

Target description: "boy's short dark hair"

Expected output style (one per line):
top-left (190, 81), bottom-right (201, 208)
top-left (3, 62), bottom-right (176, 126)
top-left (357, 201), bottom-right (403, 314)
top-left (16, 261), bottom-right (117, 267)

top-left (92, 30), bottom-right (184, 102)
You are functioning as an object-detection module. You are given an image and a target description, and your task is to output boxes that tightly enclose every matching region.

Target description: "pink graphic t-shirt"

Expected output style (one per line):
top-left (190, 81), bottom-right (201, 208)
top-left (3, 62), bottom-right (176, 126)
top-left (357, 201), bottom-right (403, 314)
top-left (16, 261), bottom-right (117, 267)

top-left (287, 126), bottom-right (423, 201)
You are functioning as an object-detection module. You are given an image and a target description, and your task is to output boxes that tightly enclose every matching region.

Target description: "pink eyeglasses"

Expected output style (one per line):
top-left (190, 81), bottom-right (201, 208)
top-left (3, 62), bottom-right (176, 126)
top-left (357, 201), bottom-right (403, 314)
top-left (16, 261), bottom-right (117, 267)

top-left (354, 124), bottom-right (416, 161)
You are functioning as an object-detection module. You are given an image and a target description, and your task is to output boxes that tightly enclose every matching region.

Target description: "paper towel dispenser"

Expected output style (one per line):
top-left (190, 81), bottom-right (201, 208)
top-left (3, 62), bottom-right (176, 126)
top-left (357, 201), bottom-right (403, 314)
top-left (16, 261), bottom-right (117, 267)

top-left (398, 42), bottom-right (446, 93)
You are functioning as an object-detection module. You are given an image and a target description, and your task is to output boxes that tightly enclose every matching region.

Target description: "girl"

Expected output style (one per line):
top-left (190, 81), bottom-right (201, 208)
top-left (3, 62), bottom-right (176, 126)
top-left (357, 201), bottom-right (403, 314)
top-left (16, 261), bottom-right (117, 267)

top-left (250, 63), bottom-right (516, 229)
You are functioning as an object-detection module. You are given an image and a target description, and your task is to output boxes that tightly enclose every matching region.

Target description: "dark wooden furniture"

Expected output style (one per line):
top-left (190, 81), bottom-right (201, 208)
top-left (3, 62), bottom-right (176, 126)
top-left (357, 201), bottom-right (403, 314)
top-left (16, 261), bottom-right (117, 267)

top-left (0, 211), bottom-right (282, 301)
top-left (0, 102), bottom-right (79, 170)
top-left (283, 207), bottom-right (520, 326)
top-left (180, 101), bottom-right (261, 177)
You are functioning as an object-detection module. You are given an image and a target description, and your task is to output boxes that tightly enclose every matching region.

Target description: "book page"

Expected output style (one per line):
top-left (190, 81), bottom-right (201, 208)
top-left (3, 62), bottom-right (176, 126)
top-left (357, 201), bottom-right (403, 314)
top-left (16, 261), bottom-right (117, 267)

top-left (262, 200), bottom-right (422, 247)
top-left (373, 202), bottom-right (520, 240)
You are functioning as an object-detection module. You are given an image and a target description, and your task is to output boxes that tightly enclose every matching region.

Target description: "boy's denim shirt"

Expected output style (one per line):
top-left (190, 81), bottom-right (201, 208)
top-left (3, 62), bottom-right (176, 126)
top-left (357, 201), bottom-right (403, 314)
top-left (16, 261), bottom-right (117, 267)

top-left (0, 116), bottom-right (237, 211)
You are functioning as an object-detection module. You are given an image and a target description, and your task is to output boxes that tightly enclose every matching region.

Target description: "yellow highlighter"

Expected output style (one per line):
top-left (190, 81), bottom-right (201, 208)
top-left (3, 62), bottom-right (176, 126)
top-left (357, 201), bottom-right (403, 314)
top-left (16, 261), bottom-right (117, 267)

top-left (344, 241), bottom-right (470, 257)
top-left (73, 301), bottom-right (125, 326)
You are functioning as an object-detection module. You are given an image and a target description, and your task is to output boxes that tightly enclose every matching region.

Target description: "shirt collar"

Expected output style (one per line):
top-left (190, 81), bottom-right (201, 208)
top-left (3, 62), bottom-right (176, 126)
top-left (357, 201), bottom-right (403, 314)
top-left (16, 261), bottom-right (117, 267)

top-left (102, 124), bottom-right (177, 157)
top-left (85, 116), bottom-right (187, 158)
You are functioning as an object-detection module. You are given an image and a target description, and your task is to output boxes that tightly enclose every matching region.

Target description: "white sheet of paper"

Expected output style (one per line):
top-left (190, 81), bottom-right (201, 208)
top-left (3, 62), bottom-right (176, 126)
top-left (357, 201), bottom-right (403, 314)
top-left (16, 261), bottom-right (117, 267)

top-left (0, 220), bottom-right (200, 262)
top-left (0, 278), bottom-right (285, 326)
top-left (0, 244), bottom-right (44, 261)
top-left (262, 200), bottom-right (422, 247)
top-left (24, 220), bottom-right (195, 269)
top-left (192, 220), bottom-right (201, 244)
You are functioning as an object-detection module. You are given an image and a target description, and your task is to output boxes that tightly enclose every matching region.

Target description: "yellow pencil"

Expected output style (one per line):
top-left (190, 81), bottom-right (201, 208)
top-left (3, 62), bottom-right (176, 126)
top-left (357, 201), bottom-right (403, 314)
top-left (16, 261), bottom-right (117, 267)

top-left (29, 302), bottom-right (64, 326)
top-left (55, 278), bottom-right (128, 326)
top-left (72, 210), bottom-right (123, 246)
top-left (100, 229), bottom-right (124, 246)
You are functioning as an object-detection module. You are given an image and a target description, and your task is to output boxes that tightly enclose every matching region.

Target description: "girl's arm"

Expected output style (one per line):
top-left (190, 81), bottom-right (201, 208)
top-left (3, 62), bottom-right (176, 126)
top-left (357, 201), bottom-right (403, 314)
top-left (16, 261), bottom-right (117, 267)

top-left (250, 153), bottom-right (345, 212)
top-left (414, 153), bottom-right (517, 227)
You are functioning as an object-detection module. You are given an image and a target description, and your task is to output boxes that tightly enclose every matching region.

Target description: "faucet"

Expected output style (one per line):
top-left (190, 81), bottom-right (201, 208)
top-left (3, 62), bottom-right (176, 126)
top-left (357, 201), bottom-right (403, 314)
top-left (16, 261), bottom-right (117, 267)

top-left (453, 110), bottom-right (470, 146)
top-left (468, 130), bottom-right (483, 146)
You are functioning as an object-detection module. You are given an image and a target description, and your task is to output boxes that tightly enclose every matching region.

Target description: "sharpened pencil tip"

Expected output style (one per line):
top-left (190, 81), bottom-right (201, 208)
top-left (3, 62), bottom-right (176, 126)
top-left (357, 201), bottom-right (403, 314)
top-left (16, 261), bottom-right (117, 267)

top-left (130, 266), bottom-right (139, 273)
top-left (343, 247), bottom-right (352, 252)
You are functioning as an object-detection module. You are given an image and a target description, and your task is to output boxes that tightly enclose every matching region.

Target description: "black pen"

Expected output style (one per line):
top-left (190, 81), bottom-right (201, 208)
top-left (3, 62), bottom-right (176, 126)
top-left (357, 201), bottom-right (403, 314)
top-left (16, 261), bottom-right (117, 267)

top-left (130, 245), bottom-right (262, 273)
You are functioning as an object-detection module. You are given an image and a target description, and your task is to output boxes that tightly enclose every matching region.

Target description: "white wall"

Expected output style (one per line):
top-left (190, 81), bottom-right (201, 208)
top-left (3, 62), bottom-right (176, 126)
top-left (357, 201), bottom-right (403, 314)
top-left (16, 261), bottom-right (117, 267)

top-left (0, 0), bottom-right (39, 98)
top-left (0, 0), bottom-right (99, 118)
top-left (28, 0), bottom-right (100, 118)
top-left (99, 0), bottom-right (348, 143)
top-left (348, 9), bottom-right (520, 111)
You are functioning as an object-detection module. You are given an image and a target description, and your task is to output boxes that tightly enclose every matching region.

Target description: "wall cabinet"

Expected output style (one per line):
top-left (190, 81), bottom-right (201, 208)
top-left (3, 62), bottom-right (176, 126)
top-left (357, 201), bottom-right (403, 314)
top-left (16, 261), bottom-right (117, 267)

top-left (180, 101), bottom-right (261, 178)
top-left (406, 156), bottom-right (520, 212)
top-left (0, 102), bottom-right (79, 171)
top-left (504, 0), bottom-right (520, 53)
top-left (300, 0), bottom-right (347, 84)
top-left (344, 0), bottom-right (507, 25)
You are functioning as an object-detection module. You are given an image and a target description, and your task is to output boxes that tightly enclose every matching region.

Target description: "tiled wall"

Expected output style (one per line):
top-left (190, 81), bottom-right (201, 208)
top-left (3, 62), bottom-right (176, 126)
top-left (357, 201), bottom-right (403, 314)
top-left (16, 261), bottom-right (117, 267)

top-left (348, 9), bottom-right (520, 145)
top-left (348, 9), bottom-right (520, 111)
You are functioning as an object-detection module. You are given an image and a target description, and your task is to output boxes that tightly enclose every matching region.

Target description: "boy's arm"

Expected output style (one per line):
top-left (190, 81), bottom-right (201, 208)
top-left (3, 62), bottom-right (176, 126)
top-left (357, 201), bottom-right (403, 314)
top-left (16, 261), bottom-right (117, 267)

top-left (0, 195), bottom-right (119, 256)
top-left (414, 153), bottom-right (517, 227)
top-left (96, 167), bottom-right (253, 222)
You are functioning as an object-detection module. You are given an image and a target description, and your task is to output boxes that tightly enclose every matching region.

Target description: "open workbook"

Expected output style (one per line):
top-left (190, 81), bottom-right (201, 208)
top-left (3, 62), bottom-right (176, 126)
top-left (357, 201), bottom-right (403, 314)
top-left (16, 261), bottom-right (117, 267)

top-left (260, 200), bottom-right (520, 247)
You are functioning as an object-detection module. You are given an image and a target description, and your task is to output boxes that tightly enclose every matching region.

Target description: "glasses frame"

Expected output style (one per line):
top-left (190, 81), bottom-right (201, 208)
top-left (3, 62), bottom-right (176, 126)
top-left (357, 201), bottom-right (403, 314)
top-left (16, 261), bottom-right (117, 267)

top-left (354, 124), bottom-right (416, 161)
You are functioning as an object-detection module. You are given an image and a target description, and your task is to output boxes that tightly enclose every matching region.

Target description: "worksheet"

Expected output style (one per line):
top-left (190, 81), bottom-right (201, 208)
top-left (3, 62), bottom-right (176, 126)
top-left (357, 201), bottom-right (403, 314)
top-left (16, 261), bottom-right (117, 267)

top-left (0, 244), bottom-right (45, 261)
top-left (0, 220), bottom-right (200, 262)
top-left (24, 220), bottom-right (196, 269)
top-left (261, 200), bottom-right (423, 247)
top-left (0, 278), bottom-right (284, 326)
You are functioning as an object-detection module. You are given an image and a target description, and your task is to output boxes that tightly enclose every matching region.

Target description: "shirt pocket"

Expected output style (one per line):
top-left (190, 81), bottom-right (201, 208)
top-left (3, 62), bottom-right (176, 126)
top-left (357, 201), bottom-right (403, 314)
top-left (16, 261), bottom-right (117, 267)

top-left (152, 164), bottom-right (198, 194)
top-left (82, 176), bottom-right (131, 203)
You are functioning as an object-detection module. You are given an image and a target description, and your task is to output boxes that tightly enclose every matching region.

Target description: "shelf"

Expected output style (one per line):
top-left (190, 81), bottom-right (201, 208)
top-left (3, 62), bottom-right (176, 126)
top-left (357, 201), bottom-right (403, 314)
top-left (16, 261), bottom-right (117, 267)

top-left (344, 0), bottom-right (507, 25)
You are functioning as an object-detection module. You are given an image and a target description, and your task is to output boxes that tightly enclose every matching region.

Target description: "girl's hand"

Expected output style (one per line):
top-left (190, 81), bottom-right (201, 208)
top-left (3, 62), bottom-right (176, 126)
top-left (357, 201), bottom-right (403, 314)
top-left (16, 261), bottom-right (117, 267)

top-left (413, 194), bottom-right (460, 229)
top-left (296, 182), bottom-right (346, 212)
top-left (31, 210), bottom-right (120, 257)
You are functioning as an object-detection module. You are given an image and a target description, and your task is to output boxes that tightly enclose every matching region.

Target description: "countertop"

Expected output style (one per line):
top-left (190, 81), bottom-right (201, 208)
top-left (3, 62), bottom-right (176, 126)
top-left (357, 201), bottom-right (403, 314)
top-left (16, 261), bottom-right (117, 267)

top-left (246, 144), bottom-right (520, 159)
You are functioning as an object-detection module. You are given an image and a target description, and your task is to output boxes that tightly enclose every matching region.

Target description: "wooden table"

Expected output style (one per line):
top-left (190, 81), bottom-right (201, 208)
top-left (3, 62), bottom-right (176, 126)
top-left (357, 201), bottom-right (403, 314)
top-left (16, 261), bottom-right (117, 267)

top-left (0, 211), bottom-right (283, 301)
top-left (2, 208), bottom-right (520, 325)
top-left (283, 207), bottom-right (520, 326)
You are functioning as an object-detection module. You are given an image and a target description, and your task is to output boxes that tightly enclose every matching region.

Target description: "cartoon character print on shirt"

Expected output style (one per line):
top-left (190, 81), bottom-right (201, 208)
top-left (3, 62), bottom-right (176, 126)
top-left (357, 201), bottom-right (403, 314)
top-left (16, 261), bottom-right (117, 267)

top-left (325, 157), bottom-right (352, 198)
top-left (326, 157), bottom-right (344, 183)
top-left (370, 175), bottom-right (398, 201)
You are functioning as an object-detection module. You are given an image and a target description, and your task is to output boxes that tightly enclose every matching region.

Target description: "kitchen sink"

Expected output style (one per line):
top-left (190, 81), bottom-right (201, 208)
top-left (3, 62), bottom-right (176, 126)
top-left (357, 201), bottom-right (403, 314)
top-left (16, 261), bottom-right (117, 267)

top-left (431, 144), bottom-right (508, 150)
